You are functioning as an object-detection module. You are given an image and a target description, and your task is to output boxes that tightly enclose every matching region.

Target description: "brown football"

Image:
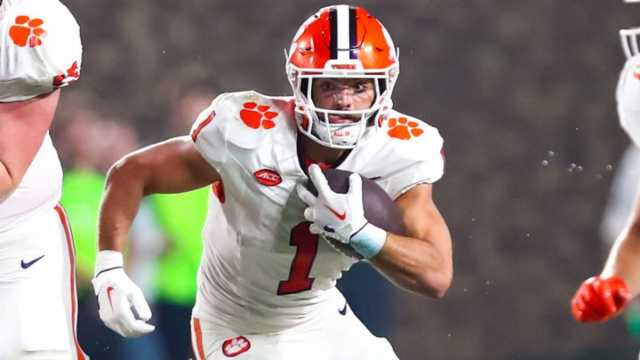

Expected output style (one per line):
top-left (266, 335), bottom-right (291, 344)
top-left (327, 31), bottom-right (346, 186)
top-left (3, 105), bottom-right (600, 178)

top-left (306, 168), bottom-right (405, 259)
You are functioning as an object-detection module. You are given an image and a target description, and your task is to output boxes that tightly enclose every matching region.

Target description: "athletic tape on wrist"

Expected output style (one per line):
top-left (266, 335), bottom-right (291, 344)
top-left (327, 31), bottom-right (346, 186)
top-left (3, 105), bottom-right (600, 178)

top-left (95, 250), bottom-right (124, 277)
top-left (349, 223), bottom-right (387, 259)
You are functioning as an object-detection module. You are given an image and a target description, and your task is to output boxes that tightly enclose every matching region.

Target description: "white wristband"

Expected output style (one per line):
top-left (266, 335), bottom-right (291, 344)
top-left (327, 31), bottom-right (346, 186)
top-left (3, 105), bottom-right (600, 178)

top-left (349, 223), bottom-right (387, 259)
top-left (95, 250), bottom-right (124, 277)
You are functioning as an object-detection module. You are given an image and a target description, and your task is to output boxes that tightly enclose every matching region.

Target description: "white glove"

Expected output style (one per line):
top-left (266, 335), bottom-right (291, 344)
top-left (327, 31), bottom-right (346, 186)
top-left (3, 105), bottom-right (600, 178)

top-left (92, 250), bottom-right (155, 338)
top-left (297, 164), bottom-right (387, 259)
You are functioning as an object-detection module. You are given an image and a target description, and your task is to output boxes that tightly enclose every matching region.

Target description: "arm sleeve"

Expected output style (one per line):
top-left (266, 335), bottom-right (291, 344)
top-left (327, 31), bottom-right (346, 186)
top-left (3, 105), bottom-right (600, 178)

top-left (0, 0), bottom-right (82, 102)
top-left (380, 124), bottom-right (445, 200)
top-left (190, 93), bottom-right (231, 169)
top-left (387, 149), bottom-right (445, 200)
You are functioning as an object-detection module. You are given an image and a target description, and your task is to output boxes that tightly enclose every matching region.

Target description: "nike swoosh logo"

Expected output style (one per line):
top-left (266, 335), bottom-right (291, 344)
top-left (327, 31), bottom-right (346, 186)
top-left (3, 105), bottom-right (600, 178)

top-left (339, 302), bottom-right (348, 316)
top-left (20, 255), bottom-right (45, 269)
top-left (325, 205), bottom-right (346, 220)
top-left (107, 286), bottom-right (116, 311)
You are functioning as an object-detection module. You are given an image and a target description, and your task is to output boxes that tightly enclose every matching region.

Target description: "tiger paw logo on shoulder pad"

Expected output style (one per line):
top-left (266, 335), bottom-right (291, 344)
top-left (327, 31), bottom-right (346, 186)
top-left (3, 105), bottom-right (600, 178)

top-left (239, 102), bottom-right (277, 130)
top-left (9, 15), bottom-right (47, 48)
top-left (222, 336), bottom-right (251, 357)
top-left (387, 117), bottom-right (424, 140)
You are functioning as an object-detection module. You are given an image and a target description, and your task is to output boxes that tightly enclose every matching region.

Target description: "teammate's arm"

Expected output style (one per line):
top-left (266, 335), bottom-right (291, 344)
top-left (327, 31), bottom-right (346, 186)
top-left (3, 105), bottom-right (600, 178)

top-left (369, 183), bottom-right (453, 298)
top-left (601, 185), bottom-right (640, 294)
top-left (571, 185), bottom-right (640, 322)
top-left (0, 90), bottom-right (60, 204)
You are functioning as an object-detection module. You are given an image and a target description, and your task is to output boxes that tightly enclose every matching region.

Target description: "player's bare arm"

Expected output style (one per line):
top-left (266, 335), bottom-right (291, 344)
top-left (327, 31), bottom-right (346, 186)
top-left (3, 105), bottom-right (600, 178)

top-left (571, 188), bottom-right (639, 322)
top-left (0, 90), bottom-right (60, 203)
top-left (370, 183), bottom-right (452, 298)
top-left (99, 135), bottom-right (220, 252)
top-left (94, 135), bottom-right (219, 338)
top-left (601, 189), bottom-right (640, 296)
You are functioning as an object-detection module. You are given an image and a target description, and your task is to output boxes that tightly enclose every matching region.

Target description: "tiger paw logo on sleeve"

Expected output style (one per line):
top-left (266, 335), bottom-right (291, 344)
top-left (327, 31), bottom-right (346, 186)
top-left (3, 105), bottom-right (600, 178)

top-left (239, 102), bottom-right (277, 130)
top-left (9, 15), bottom-right (47, 48)
top-left (387, 117), bottom-right (424, 140)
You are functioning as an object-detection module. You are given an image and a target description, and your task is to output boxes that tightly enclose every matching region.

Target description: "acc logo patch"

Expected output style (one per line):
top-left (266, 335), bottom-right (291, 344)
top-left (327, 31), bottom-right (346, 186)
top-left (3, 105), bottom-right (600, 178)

top-left (222, 336), bottom-right (250, 357)
top-left (254, 169), bottom-right (282, 186)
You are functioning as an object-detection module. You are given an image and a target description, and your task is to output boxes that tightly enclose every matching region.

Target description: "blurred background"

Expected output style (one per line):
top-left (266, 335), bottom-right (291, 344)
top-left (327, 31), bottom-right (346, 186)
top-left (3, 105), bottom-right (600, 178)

top-left (52, 0), bottom-right (640, 359)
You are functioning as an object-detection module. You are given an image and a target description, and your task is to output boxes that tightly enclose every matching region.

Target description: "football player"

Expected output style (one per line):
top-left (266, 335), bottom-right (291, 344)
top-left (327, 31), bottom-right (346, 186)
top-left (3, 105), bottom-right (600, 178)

top-left (0, 0), bottom-right (86, 358)
top-left (93, 5), bottom-right (452, 359)
top-left (571, 17), bottom-right (640, 323)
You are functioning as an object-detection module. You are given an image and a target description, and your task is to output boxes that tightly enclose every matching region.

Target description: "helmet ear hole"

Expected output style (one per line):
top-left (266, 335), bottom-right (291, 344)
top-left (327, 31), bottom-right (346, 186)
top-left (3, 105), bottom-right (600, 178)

top-left (377, 78), bottom-right (387, 94)
top-left (300, 78), bottom-right (310, 101)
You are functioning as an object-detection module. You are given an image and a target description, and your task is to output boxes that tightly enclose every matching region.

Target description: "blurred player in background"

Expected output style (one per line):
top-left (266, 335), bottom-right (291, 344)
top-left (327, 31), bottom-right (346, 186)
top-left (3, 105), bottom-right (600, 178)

top-left (92, 5), bottom-right (452, 359)
top-left (571, 13), bottom-right (640, 325)
top-left (0, 0), bottom-right (85, 358)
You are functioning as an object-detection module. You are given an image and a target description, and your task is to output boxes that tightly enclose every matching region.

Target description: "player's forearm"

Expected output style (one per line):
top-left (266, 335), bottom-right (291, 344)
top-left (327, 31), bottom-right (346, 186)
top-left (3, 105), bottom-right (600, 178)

top-left (370, 232), bottom-right (453, 298)
top-left (97, 158), bottom-right (146, 252)
top-left (602, 221), bottom-right (640, 297)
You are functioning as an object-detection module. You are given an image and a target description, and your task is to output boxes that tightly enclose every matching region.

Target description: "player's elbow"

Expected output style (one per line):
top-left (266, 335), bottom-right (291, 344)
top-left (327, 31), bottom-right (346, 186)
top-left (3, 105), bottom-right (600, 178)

top-left (105, 154), bottom-right (145, 191)
top-left (411, 264), bottom-right (452, 299)
top-left (422, 271), bottom-right (452, 299)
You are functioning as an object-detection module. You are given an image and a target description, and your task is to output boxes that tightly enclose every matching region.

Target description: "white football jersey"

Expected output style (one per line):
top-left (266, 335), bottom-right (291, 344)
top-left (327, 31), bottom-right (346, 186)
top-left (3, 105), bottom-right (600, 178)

top-left (0, 0), bottom-right (82, 102)
top-left (0, 133), bottom-right (62, 230)
top-left (191, 91), bottom-right (444, 333)
top-left (0, 0), bottom-right (81, 229)
top-left (617, 54), bottom-right (640, 147)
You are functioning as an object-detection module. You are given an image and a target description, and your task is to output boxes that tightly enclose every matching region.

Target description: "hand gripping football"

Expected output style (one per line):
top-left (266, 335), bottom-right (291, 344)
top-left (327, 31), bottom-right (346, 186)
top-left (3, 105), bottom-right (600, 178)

top-left (306, 168), bottom-right (405, 259)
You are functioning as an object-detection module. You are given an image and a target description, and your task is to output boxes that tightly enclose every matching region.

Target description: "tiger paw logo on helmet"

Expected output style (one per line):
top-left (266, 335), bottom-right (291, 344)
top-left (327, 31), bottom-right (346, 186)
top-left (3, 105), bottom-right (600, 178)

top-left (239, 102), bottom-right (277, 130)
top-left (9, 15), bottom-right (47, 48)
top-left (387, 117), bottom-right (424, 140)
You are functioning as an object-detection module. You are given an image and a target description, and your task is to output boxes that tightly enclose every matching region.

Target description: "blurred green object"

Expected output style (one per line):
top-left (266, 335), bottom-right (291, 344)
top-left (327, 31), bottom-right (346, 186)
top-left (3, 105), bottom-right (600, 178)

top-left (625, 301), bottom-right (640, 339)
top-left (151, 187), bottom-right (209, 305)
top-left (61, 170), bottom-right (106, 296)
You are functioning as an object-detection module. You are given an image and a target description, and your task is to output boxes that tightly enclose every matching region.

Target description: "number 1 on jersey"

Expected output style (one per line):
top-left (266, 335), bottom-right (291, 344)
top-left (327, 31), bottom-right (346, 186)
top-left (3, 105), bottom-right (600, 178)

top-left (277, 222), bottom-right (319, 295)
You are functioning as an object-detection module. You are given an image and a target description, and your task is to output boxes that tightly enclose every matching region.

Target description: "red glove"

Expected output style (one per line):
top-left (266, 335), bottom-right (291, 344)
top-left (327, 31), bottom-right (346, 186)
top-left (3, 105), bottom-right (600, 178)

top-left (571, 276), bottom-right (632, 323)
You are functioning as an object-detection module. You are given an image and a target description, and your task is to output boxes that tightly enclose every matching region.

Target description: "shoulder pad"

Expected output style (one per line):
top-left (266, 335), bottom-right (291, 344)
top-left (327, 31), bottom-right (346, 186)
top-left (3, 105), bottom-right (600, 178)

top-left (382, 111), bottom-right (443, 161)
top-left (0, 0), bottom-right (82, 102)
top-left (216, 91), bottom-right (294, 149)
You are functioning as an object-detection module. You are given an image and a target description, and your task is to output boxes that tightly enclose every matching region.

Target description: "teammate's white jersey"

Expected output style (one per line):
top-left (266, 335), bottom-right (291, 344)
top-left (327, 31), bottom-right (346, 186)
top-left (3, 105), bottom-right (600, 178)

top-left (0, 0), bottom-right (82, 230)
top-left (191, 91), bottom-right (444, 334)
top-left (617, 54), bottom-right (640, 147)
top-left (0, 134), bottom-right (62, 230)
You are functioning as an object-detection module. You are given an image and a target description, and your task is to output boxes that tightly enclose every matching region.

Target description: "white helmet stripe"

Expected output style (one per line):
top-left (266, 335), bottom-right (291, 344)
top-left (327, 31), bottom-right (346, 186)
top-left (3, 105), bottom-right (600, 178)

top-left (336, 5), bottom-right (351, 61)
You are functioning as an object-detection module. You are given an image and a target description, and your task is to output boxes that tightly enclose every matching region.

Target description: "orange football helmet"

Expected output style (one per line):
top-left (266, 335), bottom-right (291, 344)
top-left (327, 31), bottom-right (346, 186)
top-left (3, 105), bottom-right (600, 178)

top-left (285, 5), bottom-right (399, 148)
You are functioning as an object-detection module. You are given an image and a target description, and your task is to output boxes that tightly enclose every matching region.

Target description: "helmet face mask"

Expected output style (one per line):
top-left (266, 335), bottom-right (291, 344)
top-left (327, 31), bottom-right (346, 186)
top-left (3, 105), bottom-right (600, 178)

top-left (620, 28), bottom-right (640, 58)
top-left (286, 5), bottom-right (399, 149)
